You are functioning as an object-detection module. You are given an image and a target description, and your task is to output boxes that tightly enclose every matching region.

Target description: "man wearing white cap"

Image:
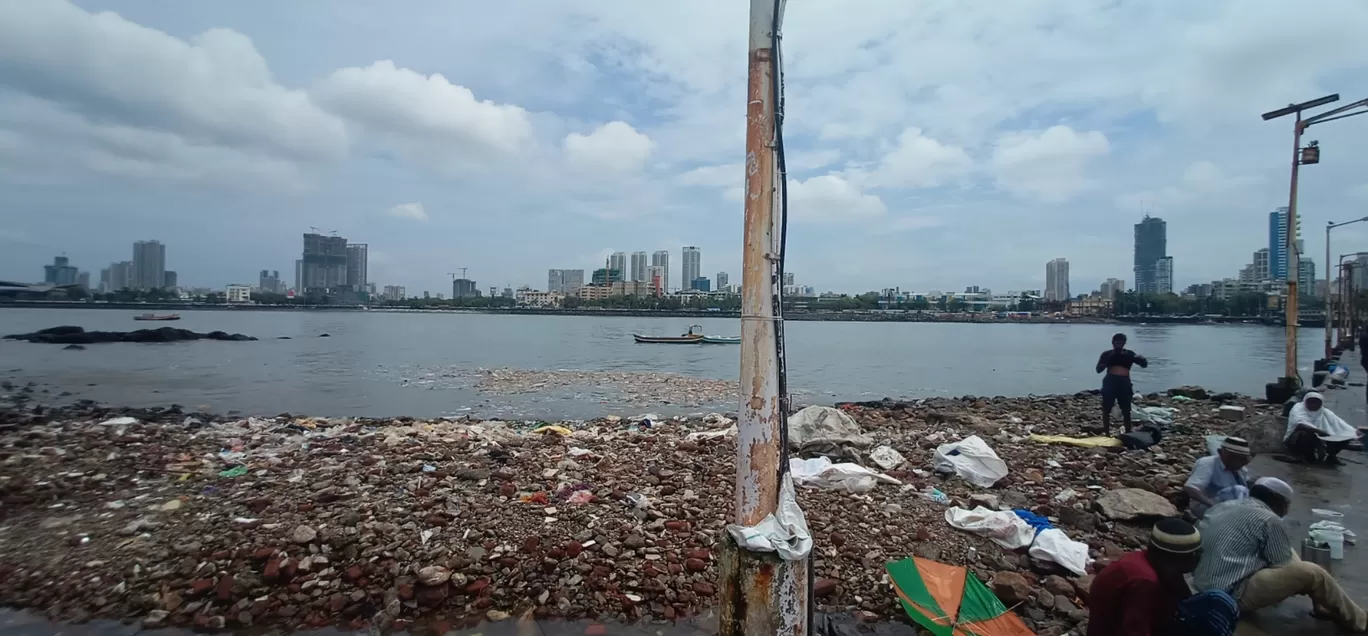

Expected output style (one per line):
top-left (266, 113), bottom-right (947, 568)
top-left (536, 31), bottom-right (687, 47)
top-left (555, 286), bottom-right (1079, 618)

top-left (1183, 437), bottom-right (1251, 519)
top-left (1195, 477), bottom-right (1367, 632)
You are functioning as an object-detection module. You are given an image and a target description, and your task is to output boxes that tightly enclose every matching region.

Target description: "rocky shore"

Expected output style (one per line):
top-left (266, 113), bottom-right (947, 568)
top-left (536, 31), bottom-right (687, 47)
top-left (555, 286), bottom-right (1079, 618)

top-left (0, 384), bottom-right (1276, 635)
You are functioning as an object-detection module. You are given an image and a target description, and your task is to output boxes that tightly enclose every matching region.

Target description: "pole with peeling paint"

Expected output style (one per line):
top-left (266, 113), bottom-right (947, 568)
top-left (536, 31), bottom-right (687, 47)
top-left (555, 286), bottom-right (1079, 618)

top-left (719, 0), bottom-right (809, 634)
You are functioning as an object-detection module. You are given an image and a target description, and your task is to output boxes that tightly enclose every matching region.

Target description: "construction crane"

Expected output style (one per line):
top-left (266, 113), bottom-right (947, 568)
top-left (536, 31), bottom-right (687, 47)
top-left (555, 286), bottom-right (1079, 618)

top-left (447, 268), bottom-right (468, 280)
top-left (307, 226), bottom-right (340, 236)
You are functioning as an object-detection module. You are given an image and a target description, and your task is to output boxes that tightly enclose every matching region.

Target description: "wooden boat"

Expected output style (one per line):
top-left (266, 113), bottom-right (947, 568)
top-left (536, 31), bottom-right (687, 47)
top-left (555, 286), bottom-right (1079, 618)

top-left (134, 313), bottom-right (181, 321)
top-left (701, 335), bottom-right (741, 344)
top-left (633, 325), bottom-right (704, 344)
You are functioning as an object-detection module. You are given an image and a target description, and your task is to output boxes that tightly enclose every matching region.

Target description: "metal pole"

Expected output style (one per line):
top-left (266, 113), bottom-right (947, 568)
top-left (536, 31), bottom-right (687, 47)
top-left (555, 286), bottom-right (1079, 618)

top-left (720, 1), bottom-right (808, 634)
top-left (1326, 223), bottom-right (1333, 356)
top-left (1284, 114), bottom-right (1302, 381)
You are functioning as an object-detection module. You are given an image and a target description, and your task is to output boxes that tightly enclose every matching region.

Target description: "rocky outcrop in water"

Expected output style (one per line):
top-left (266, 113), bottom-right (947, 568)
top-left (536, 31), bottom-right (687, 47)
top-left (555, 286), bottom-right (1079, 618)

top-left (3, 325), bottom-right (256, 344)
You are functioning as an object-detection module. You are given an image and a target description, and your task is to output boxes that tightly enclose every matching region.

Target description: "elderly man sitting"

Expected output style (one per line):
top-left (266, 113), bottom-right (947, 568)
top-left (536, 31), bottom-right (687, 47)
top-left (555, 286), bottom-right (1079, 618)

top-left (1194, 477), bottom-right (1367, 633)
top-left (1183, 437), bottom-right (1251, 519)
top-left (1285, 391), bottom-right (1359, 466)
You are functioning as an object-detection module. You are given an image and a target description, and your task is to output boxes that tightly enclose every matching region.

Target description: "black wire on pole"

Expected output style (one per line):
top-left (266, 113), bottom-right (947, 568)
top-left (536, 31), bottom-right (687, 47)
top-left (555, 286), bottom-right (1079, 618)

top-left (771, 0), bottom-right (789, 465)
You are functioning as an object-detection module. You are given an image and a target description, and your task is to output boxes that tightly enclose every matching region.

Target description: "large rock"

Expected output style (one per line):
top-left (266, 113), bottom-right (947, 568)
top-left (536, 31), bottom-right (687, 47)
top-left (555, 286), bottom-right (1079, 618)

top-left (1095, 488), bottom-right (1178, 520)
top-left (1230, 413), bottom-right (1287, 456)
top-left (4, 326), bottom-right (256, 345)
top-left (991, 571), bottom-right (1033, 606)
top-left (1166, 386), bottom-right (1210, 400)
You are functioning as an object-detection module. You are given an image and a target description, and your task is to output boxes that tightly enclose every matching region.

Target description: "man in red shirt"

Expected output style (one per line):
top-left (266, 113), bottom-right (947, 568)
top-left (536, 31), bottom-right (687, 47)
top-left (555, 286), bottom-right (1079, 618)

top-left (1088, 519), bottom-right (1204, 636)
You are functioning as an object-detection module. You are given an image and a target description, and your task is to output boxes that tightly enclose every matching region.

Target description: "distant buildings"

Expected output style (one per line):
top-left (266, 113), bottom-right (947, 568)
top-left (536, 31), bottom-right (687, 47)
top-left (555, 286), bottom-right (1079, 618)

top-left (630, 252), bottom-right (648, 282)
top-left (547, 269), bottom-right (584, 295)
top-left (382, 285), bottom-right (406, 301)
top-left (1253, 248), bottom-right (1270, 283)
top-left (163, 270), bottom-right (178, 290)
top-left (716, 272), bottom-right (729, 290)
top-left (1133, 216), bottom-right (1167, 294)
top-left (682, 246), bottom-right (701, 290)
top-left (1044, 258), bottom-right (1070, 302)
top-left (226, 284), bottom-right (252, 303)
top-left (651, 251), bottom-right (670, 291)
top-left (783, 272), bottom-right (795, 287)
top-left (452, 278), bottom-right (478, 298)
top-left (609, 252), bottom-right (627, 279)
top-left (1269, 207), bottom-right (1301, 281)
top-left (691, 277), bottom-right (711, 292)
top-left (76, 271), bottom-right (91, 290)
top-left (102, 261), bottom-right (132, 292)
top-left (1100, 278), bottom-right (1125, 300)
top-left (132, 240), bottom-right (166, 290)
top-left (43, 256), bottom-right (78, 286)
top-left (1298, 259), bottom-right (1316, 293)
top-left (346, 244), bottom-right (368, 291)
top-left (300, 233), bottom-right (349, 293)
top-left (259, 270), bottom-right (283, 294)
top-left (1155, 256), bottom-right (1174, 294)
top-left (647, 265), bottom-right (666, 295)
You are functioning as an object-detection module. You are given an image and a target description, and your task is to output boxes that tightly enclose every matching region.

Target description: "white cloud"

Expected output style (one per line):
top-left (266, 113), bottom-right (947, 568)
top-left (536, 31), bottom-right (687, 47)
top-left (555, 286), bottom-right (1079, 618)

top-left (788, 174), bottom-right (887, 223)
top-left (564, 121), bottom-right (653, 173)
top-left (864, 127), bottom-right (973, 189)
top-left (313, 60), bottom-right (532, 162)
top-left (992, 126), bottom-right (1110, 203)
top-left (1116, 160), bottom-right (1259, 213)
top-left (387, 202), bottom-right (429, 222)
top-left (888, 216), bottom-right (946, 232)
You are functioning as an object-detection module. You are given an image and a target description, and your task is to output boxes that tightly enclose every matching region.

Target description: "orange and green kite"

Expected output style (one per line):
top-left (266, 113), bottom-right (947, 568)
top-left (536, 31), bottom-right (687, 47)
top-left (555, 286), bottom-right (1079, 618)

top-left (886, 557), bottom-right (1035, 636)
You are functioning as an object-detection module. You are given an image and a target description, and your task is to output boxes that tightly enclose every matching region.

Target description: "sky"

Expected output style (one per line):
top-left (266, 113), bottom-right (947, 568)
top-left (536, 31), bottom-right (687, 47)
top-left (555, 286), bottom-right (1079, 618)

top-left (5, 0), bottom-right (1368, 295)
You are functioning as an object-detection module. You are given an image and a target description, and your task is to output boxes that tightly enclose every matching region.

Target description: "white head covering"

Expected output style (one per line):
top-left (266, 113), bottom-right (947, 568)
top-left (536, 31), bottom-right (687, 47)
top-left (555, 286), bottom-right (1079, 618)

top-left (1303, 391), bottom-right (1325, 409)
top-left (1254, 476), bottom-right (1294, 501)
top-left (1286, 391), bottom-right (1358, 442)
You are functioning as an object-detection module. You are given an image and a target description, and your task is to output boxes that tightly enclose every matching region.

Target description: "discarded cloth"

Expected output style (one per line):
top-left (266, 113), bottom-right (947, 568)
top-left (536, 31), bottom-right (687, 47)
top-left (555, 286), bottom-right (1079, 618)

top-left (1028, 528), bottom-right (1091, 576)
top-left (787, 405), bottom-right (872, 450)
top-left (789, 457), bottom-right (900, 493)
top-left (1029, 434), bottom-right (1123, 448)
top-left (868, 445), bottom-right (906, 471)
top-left (1136, 406), bottom-right (1177, 426)
top-left (1013, 509), bottom-right (1053, 535)
top-left (725, 479), bottom-right (813, 560)
top-left (531, 425), bottom-right (573, 436)
top-left (945, 506), bottom-right (1036, 550)
top-left (933, 436), bottom-right (1009, 488)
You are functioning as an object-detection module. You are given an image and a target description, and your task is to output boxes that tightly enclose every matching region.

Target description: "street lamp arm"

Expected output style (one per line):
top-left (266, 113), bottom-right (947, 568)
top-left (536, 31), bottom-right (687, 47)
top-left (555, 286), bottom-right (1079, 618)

top-left (1304, 98), bottom-right (1368, 127)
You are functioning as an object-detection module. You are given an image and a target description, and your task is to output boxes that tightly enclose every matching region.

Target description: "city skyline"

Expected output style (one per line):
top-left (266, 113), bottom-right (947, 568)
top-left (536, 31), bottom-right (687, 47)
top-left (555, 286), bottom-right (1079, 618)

top-left (4, 2), bottom-right (1368, 295)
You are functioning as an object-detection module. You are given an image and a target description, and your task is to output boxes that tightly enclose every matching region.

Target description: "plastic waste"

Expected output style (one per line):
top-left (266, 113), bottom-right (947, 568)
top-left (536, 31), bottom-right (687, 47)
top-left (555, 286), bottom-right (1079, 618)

top-left (789, 457), bottom-right (900, 493)
top-left (99, 416), bottom-right (139, 426)
top-left (567, 490), bottom-right (594, 505)
top-left (944, 506), bottom-right (1036, 549)
top-left (868, 445), bottom-right (906, 471)
top-left (1029, 528), bottom-right (1092, 575)
top-left (421, 464), bottom-right (437, 472)
top-left (218, 466), bottom-right (248, 478)
top-left (933, 436), bottom-right (1009, 488)
top-left (531, 425), bottom-right (573, 436)
top-left (1135, 406), bottom-right (1177, 426)
top-left (724, 480), bottom-right (812, 560)
top-left (624, 492), bottom-right (651, 509)
top-left (787, 405), bottom-right (872, 450)
top-left (921, 487), bottom-right (950, 505)
top-left (685, 425), bottom-right (737, 441)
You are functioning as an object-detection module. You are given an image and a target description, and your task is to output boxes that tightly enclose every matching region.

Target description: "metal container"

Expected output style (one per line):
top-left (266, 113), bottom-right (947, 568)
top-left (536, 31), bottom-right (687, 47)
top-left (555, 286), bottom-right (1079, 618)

top-left (1302, 538), bottom-right (1334, 573)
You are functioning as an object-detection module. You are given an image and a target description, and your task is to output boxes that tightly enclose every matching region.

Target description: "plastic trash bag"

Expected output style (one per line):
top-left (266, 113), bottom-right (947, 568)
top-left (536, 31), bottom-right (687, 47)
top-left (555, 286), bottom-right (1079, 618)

top-left (725, 479), bottom-right (813, 560)
top-left (1028, 528), bottom-right (1092, 576)
top-left (945, 506), bottom-right (1036, 550)
top-left (788, 406), bottom-right (872, 450)
top-left (933, 436), bottom-right (1009, 488)
top-left (869, 445), bottom-right (906, 471)
top-left (789, 457), bottom-right (900, 493)
top-left (1134, 407), bottom-right (1176, 426)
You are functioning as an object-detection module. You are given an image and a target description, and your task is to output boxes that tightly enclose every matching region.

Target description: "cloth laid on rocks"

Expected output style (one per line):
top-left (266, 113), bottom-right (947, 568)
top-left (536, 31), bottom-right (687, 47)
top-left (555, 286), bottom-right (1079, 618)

top-left (933, 435), bottom-right (1009, 487)
top-left (788, 456), bottom-right (899, 493)
top-left (1012, 509), bottom-right (1053, 535)
top-left (1029, 434), bottom-right (1123, 448)
top-left (1028, 528), bottom-right (1091, 576)
top-left (945, 506), bottom-right (1036, 550)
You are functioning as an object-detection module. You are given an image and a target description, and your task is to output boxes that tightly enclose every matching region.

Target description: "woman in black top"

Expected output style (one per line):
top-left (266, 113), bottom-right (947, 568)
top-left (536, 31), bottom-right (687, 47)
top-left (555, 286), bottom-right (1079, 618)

top-left (1096, 333), bottom-right (1147, 434)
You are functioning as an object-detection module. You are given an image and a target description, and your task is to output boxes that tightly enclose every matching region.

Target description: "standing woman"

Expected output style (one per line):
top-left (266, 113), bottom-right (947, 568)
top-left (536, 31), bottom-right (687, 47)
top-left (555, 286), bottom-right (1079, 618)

top-left (1096, 333), bottom-right (1148, 434)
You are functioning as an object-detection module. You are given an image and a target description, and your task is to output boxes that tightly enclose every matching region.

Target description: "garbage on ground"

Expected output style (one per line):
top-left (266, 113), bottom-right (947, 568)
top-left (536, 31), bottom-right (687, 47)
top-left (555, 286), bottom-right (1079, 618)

top-left (887, 557), bottom-right (1033, 635)
top-left (789, 457), bottom-right (900, 493)
top-left (1028, 528), bottom-right (1092, 576)
top-left (685, 425), bottom-right (736, 441)
top-left (1312, 508), bottom-right (1346, 518)
top-left (945, 506), bottom-right (1036, 550)
top-left (933, 435), bottom-right (1009, 488)
top-left (921, 487), bottom-right (950, 505)
top-left (787, 405), bottom-right (872, 458)
top-left (1135, 406), bottom-right (1177, 426)
top-left (566, 490), bottom-right (594, 505)
top-left (725, 480), bottom-right (812, 560)
top-left (1012, 509), bottom-right (1052, 535)
top-left (217, 466), bottom-right (248, 478)
top-left (623, 492), bottom-right (651, 509)
top-left (531, 425), bottom-right (573, 436)
top-left (868, 445), bottom-right (906, 471)
top-left (1029, 434), bottom-right (1122, 448)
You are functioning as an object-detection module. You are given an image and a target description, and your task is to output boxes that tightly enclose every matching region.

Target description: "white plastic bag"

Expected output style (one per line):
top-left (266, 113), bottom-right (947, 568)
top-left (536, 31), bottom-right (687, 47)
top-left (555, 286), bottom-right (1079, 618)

top-left (933, 436), bottom-right (1009, 488)
top-left (789, 457), bottom-right (900, 493)
top-left (788, 406), bottom-right (872, 449)
top-left (1028, 528), bottom-right (1091, 576)
top-left (869, 445), bottom-right (906, 471)
top-left (945, 506), bottom-right (1036, 550)
top-left (726, 479), bottom-right (813, 560)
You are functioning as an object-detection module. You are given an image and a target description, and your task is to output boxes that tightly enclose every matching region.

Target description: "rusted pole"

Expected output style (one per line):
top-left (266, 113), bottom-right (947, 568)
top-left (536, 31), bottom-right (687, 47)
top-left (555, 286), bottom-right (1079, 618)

top-left (1284, 113), bottom-right (1302, 381)
top-left (719, 0), bottom-right (809, 634)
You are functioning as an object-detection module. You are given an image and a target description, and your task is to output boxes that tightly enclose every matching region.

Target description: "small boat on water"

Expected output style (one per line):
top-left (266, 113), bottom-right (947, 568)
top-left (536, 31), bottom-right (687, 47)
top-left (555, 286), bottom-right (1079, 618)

top-left (633, 325), bottom-right (705, 344)
top-left (701, 335), bottom-right (741, 344)
top-left (134, 313), bottom-right (181, 321)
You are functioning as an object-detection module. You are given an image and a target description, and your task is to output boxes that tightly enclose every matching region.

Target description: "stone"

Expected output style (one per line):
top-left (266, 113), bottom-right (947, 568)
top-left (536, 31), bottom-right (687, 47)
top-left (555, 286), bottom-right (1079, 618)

top-left (292, 525), bottom-right (318, 544)
top-left (143, 610), bottom-right (170, 628)
top-left (685, 558), bottom-right (707, 572)
top-left (814, 578), bottom-right (838, 598)
top-left (1058, 506), bottom-right (1097, 532)
top-left (1054, 595), bottom-right (1078, 613)
top-left (486, 610), bottom-right (510, 621)
top-left (1167, 386), bottom-right (1210, 400)
top-left (991, 572), bottom-right (1033, 606)
top-left (970, 494), bottom-right (1000, 510)
top-left (1074, 575), bottom-right (1096, 603)
top-left (1036, 589), bottom-right (1055, 609)
top-left (1218, 405), bottom-right (1246, 422)
top-left (417, 566), bottom-right (451, 586)
top-left (1042, 575), bottom-right (1073, 597)
top-left (1095, 488), bottom-right (1178, 520)
top-left (624, 534), bottom-right (647, 549)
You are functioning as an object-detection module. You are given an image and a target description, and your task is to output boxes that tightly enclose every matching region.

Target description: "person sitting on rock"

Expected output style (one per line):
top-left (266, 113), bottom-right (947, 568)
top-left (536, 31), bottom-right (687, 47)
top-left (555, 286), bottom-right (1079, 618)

top-left (1095, 332), bottom-right (1147, 434)
top-left (1183, 437), bottom-right (1251, 519)
top-left (1194, 477), bottom-right (1367, 633)
top-left (1285, 391), bottom-right (1359, 466)
top-left (1087, 518), bottom-right (1210, 636)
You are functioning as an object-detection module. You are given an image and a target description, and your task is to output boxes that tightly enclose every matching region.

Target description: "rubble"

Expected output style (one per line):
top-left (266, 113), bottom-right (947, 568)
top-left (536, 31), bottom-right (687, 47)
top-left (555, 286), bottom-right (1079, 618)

top-left (0, 388), bottom-right (1273, 633)
top-left (386, 367), bottom-right (742, 409)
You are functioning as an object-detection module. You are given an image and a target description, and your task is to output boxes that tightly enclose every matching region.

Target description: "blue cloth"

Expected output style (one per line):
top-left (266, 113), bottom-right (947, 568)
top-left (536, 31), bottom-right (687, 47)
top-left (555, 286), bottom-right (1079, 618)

top-left (1013, 509), bottom-right (1053, 535)
top-left (1174, 590), bottom-right (1240, 636)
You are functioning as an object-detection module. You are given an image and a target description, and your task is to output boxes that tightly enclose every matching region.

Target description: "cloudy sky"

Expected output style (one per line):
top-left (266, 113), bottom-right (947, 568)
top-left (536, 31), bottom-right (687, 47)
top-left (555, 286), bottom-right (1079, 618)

top-left (4, 0), bottom-right (1368, 295)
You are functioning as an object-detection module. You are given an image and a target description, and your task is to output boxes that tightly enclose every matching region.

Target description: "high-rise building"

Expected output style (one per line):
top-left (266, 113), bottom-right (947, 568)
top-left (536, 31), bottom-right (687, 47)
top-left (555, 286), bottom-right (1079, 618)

top-left (76, 271), bottom-right (90, 290)
top-left (452, 278), bottom-right (478, 298)
top-left (651, 251), bottom-right (670, 292)
top-left (346, 244), bottom-right (368, 291)
top-left (630, 252), bottom-right (648, 282)
top-left (1044, 258), bottom-right (1070, 302)
top-left (682, 246), bottom-right (701, 290)
top-left (163, 271), bottom-right (177, 290)
top-left (716, 272), bottom-right (729, 290)
top-left (43, 256), bottom-right (79, 286)
top-left (783, 272), bottom-right (795, 286)
top-left (301, 233), bottom-right (348, 293)
top-left (1269, 207), bottom-right (1301, 281)
top-left (132, 240), bottom-right (166, 290)
top-left (647, 265), bottom-right (666, 295)
top-left (1253, 248), bottom-right (1271, 282)
top-left (107, 261), bottom-right (133, 292)
top-left (1298, 259), bottom-right (1316, 296)
top-left (383, 285), bottom-right (406, 301)
top-left (692, 277), bottom-right (711, 292)
top-left (1156, 256), bottom-right (1174, 294)
top-left (98, 267), bottom-right (110, 293)
top-left (1133, 216), bottom-right (1167, 293)
top-left (295, 260), bottom-right (303, 293)
top-left (259, 270), bottom-right (283, 294)
top-left (609, 252), bottom-right (627, 280)
top-left (1100, 278), bottom-right (1125, 299)
top-left (548, 269), bottom-right (585, 294)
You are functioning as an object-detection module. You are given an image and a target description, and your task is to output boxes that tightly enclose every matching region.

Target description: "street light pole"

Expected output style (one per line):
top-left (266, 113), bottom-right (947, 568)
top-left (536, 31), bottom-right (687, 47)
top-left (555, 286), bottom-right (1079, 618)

top-left (1325, 219), bottom-right (1368, 355)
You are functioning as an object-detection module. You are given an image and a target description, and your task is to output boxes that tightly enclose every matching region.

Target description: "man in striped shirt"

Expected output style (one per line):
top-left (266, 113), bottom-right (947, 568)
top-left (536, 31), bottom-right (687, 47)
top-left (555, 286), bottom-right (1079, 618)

top-left (1193, 477), bottom-right (1367, 632)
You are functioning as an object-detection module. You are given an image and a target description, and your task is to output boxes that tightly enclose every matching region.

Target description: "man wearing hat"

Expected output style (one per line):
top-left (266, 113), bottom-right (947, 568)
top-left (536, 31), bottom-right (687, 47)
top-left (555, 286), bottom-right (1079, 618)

top-left (1183, 437), bottom-right (1251, 519)
top-left (1195, 477), bottom-right (1367, 632)
top-left (1088, 518), bottom-right (1217, 635)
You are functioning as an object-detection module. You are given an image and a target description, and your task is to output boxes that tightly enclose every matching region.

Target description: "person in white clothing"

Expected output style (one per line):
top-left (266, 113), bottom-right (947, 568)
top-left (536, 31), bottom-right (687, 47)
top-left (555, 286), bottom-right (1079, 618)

top-left (1284, 392), bottom-right (1359, 466)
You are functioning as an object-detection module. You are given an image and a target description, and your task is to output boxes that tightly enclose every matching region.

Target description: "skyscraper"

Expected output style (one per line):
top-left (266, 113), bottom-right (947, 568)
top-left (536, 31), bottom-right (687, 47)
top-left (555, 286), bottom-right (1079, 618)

top-left (783, 272), bottom-right (795, 286)
top-left (43, 256), bottom-right (78, 286)
top-left (651, 251), bottom-right (670, 292)
top-left (682, 246), bottom-right (701, 290)
top-left (108, 261), bottom-right (133, 292)
top-left (548, 269), bottom-right (585, 294)
top-left (132, 240), bottom-right (166, 290)
top-left (301, 233), bottom-right (348, 293)
top-left (1133, 216), bottom-right (1167, 293)
top-left (1253, 248), bottom-right (1271, 282)
top-left (1044, 258), bottom-right (1070, 302)
top-left (259, 270), bottom-right (282, 293)
top-left (609, 252), bottom-right (627, 280)
top-left (163, 271), bottom-right (177, 290)
top-left (76, 271), bottom-right (90, 290)
top-left (346, 244), bottom-right (368, 291)
top-left (1100, 278), bottom-right (1125, 300)
top-left (1269, 207), bottom-right (1301, 281)
top-left (1155, 256), bottom-right (1174, 294)
top-left (716, 272), bottom-right (729, 290)
top-left (1298, 259), bottom-right (1316, 296)
top-left (630, 252), bottom-right (648, 282)
top-left (647, 265), bottom-right (666, 294)
top-left (452, 278), bottom-right (478, 298)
